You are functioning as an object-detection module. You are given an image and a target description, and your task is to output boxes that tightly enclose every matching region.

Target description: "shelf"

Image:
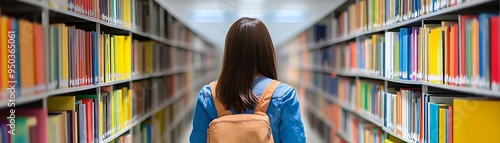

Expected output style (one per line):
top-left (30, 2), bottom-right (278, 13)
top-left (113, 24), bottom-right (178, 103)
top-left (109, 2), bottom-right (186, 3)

top-left (0, 65), bottom-right (209, 108)
top-left (296, 65), bottom-right (500, 97)
top-left (336, 131), bottom-right (353, 143)
top-left (101, 73), bottom-right (210, 143)
top-left (299, 82), bottom-right (416, 143)
top-left (166, 101), bottom-right (196, 132)
top-left (9, 0), bottom-right (213, 52)
top-left (305, 100), bottom-right (334, 128)
top-left (300, 0), bottom-right (495, 52)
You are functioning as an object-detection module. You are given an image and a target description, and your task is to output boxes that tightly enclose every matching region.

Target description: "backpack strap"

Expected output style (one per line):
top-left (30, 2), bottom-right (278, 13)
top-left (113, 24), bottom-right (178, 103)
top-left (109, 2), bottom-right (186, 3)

top-left (254, 80), bottom-right (281, 116)
top-left (210, 82), bottom-right (232, 117)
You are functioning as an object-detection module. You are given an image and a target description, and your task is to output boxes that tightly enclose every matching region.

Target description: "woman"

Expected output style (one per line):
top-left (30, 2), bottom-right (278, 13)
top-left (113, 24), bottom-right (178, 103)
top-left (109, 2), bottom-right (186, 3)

top-left (189, 17), bottom-right (305, 143)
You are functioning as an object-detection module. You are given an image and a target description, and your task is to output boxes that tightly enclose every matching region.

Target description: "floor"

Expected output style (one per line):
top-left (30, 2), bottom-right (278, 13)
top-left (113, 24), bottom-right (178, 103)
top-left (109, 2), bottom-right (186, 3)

top-left (179, 116), bottom-right (324, 143)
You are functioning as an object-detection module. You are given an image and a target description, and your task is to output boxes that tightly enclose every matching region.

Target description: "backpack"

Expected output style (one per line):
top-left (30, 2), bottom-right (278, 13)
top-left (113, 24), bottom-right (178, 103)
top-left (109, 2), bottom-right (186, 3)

top-left (207, 80), bottom-right (280, 143)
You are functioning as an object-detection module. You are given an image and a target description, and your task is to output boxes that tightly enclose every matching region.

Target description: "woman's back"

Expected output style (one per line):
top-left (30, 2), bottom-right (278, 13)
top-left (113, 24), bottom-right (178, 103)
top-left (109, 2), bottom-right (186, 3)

top-left (190, 17), bottom-right (305, 143)
top-left (189, 76), bottom-right (305, 143)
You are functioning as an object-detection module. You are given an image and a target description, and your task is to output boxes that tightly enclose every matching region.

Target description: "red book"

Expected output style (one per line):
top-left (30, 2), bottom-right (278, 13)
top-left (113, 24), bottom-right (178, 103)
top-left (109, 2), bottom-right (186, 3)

top-left (88, 32), bottom-right (92, 85)
top-left (451, 24), bottom-right (459, 86)
top-left (491, 16), bottom-right (499, 91)
top-left (82, 99), bottom-right (93, 142)
top-left (34, 23), bottom-right (46, 93)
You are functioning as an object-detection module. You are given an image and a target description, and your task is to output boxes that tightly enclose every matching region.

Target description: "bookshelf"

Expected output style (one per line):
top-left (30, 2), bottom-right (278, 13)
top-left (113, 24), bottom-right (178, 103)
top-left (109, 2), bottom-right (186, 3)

top-left (0, 0), bottom-right (219, 143)
top-left (278, 0), bottom-right (500, 143)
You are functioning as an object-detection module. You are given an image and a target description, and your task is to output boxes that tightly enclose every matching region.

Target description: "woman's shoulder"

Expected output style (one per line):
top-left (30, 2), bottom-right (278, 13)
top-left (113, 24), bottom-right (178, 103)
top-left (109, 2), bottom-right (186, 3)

top-left (197, 80), bottom-right (296, 99)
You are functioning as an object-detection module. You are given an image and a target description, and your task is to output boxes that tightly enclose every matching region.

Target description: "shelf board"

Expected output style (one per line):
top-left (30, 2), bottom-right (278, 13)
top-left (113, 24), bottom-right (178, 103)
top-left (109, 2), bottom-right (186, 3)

top-left (425, 82), bottom-right (500, 97)
top-left (305, 100), bottom-right (334, 128)
top-left (336, 131), bottom-right (353, 143)
top-left (0, 84), bottom-right (99, 108)
top-left (101, 73), bottom-right (210, 143)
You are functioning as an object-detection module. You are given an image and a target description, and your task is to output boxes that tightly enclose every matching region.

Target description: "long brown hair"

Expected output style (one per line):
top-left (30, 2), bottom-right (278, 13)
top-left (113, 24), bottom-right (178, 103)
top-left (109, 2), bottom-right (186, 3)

top-left (216, 17), bottom-right (278, 113)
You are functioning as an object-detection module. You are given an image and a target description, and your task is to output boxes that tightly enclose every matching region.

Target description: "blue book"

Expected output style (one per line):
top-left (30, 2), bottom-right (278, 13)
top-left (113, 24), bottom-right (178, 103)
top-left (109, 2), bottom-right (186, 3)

top-left (416, 97), bottom-right (420, 138)
top-left (81, 103), bottom-right (87, 143)
top-left (11, 19), bottom-right (21, 97)
top-left (382, 40), bottom-right (386, 77)
top-left (429, 103), bottom-right (439, 143)
top-left (478, 13), bottom-right (498, 88)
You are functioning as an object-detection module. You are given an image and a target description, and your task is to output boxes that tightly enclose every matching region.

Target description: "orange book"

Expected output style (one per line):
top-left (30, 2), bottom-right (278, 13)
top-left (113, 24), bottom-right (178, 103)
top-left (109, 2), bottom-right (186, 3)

top-left (472, 18), bottom-right (479, 87)
top-left (450, 24), bottom-right (458, 86)
top-left (33, 22), bottom-right (46, 93)
top-left (0, 16), bottom-right (6, 100)
top-left (19, 19), bottom-right (35, 96)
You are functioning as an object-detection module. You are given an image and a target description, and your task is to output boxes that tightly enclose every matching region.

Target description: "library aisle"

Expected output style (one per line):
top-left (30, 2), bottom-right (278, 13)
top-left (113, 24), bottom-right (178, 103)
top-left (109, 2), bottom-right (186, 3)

top-left (2, 0), bottom-right (500, 143)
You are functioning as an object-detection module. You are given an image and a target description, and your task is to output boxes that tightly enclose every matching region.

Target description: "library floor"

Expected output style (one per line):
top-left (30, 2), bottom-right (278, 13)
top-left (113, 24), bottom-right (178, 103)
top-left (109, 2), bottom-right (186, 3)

top-left (179, 115), bottom-right (323, 143)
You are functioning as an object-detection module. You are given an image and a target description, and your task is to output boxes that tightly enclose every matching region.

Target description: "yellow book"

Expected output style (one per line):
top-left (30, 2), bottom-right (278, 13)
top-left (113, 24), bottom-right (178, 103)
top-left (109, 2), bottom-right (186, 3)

top-left (47, 96), bottom-right (76, 110)
top-left (111, 36), bottom-right (115, 82)
top-left (453, 99), bottom-right (500, 143)
top-left (61, 24), bottom-right (69, 88)
top-left (124, 0), bottom-right (131, 28)
top-left (128, 89), bottom-right (133, 121)
top-left (117, 90), bottom-right (125, 129)
top-left (99, 98), bottom-right (103, 136)
top-left (439, 108), bottom-right (446, 143)
top-left (114, 36), bottom-right (122, 80)
top-left (429, 27), bottom-right (436, 83)
top-left (426, 24), bottom-right (441, 83)
top-left (385, 139), bottom-right (394, 143)
top-left (154, 109), bottom-right (165, 143)
top-left (121, 87), bottom-right (126, 126)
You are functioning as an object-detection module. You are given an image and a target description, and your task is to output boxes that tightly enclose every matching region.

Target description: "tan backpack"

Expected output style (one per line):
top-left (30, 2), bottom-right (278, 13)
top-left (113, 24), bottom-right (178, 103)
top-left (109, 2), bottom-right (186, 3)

top-left (207, 80), bottom-right (280, 143)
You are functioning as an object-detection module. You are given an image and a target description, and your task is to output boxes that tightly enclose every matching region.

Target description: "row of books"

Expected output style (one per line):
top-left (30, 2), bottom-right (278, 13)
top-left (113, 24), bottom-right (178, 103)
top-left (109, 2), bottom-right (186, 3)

top-left (45, 0), bottom-right (213, 49)
top-left (332, 0), bottom-right (482, 38)
top-left (331, 13), bottom-right (499, 91)
top-left (109, 89), bottom-right (196, 143)
top-left (0, 72), bottom-right (194, 143)
top-left (50, 23), bottom-right (133, 87)
top-left (334, 77), bottom-right (500, 143)
top-left (303, 85), bottom-right (409, 143)
top-left (0, 16), bottom-right (204, 101)
top-left (132, 40), bottom-right (193, 76)
top-left (337, 108), bottom-right (408, 143)
top-left (49, 0), bottom-right (132, 28)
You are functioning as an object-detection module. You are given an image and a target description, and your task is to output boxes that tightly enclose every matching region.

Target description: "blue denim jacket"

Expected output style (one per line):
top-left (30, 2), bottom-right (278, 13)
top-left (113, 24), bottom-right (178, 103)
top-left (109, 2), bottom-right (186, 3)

top-left (189, 76), bottom-right (306, 143)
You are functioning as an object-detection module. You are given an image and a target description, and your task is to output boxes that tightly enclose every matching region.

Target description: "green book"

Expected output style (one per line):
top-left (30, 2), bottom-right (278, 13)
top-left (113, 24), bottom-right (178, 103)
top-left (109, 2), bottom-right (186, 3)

top-left (466, 19), bottom-right (473, 86)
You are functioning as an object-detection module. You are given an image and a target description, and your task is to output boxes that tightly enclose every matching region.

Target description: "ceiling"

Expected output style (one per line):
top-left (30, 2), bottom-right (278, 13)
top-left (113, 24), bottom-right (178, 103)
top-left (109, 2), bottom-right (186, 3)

top-left (159, 0), bottom-right (342, 48)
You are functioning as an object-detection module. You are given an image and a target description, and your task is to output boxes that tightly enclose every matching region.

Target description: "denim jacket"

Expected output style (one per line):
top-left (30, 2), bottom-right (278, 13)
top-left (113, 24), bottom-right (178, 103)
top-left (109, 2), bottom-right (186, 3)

top-left (189, 76), bottom-right (306, 143)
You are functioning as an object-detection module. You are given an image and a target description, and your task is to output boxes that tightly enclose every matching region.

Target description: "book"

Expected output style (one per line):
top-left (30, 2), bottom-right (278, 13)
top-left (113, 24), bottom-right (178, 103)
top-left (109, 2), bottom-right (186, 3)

top-left (491, 16), bottom-right (500, 91)
top-left (453, 99), bottom-right (500, 143)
